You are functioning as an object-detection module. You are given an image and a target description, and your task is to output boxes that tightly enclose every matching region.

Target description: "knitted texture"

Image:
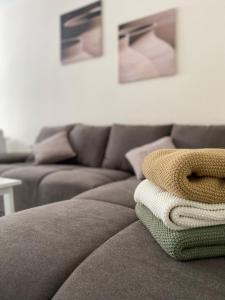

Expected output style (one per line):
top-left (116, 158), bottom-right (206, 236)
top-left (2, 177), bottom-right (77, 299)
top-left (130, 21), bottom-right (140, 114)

top-left (134, 180), bottom-right (225, 230)
top-left (136, 203), bottom-right (225, 261)
top-left (143, 148), bottom-right (225, 204)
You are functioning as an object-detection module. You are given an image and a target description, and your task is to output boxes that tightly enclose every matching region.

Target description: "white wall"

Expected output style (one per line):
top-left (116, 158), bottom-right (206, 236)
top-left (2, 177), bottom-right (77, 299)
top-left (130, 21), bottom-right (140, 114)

top-left (0, 0), bottom-right (225, 148)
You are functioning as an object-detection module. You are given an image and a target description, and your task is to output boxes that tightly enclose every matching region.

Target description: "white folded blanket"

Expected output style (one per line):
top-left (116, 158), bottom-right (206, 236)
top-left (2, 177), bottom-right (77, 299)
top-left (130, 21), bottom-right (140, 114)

top-left (134, 179), bottom-right (225, 230)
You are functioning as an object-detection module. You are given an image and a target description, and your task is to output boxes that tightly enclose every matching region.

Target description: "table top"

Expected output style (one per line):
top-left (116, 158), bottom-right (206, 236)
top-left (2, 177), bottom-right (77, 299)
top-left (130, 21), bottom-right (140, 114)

top-left (0, 178), bottom-right (22, 189)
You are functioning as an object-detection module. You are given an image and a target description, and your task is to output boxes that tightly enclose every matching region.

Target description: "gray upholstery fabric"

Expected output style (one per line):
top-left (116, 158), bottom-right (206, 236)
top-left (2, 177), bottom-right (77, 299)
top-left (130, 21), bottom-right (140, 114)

top-left (1, 165), bottom-right (76, 211)
top-left (0, 208), bottom-right (3, 217)
top-left (33, 132), bottom-right (76, 164)
top-left (38, 167), bottom-right (130, 205)
top-left (35, 124), bottom-right (74, 143)
top-left (0, 163), bottom-right (30, 175)
top-left (0, 199), bottom-right (136, 300)
top-left (69, 124), bottom-right (110, 167)
top-left (0, 164), bottom-right (129, 213)
top-left (102, 124), bottom-right (172, 172)
top-left (172, 125), bottom-right (225, 148)
top-left (77, 177), bottom-right (139, 208)
top-left (0, 196), bottom-right (4, 216)
top-left (1, 163), bottom-right (225, 299)
top-left (53, 221), bottom-right (225, 300)
top-left (2, 123), bottom-right (225, 300)
top-left (0, 153), bottom-right (30, 163)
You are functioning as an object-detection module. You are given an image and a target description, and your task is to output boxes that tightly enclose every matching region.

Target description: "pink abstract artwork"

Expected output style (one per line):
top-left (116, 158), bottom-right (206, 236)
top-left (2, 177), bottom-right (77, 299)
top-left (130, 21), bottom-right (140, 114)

top-left (118, 9), bottom-right (177, 83)
top-left (61, 1), bottom-right (103, 65)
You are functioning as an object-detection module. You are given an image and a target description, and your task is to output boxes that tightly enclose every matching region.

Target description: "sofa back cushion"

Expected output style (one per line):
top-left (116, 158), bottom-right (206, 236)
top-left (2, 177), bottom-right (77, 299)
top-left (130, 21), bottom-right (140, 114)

top-left (69, 124), bottom-right (110, 167)
top-left (35, 124), bottom-right (74, 143)
top-left (172, 125), bottom-right (225, 148)
top-left (102, 124), bottom-right (172, 172)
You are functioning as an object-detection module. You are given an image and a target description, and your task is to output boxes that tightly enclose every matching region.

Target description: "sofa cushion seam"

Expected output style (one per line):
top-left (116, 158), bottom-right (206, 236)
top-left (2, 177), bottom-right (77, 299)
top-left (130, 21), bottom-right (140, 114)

top-left (52, 220), bottom-right (138, 298)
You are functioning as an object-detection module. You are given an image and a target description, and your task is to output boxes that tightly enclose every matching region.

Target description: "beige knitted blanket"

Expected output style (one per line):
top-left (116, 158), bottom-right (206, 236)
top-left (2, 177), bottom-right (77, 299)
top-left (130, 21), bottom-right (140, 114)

top-left (143, 149), bottom-right (225, 204)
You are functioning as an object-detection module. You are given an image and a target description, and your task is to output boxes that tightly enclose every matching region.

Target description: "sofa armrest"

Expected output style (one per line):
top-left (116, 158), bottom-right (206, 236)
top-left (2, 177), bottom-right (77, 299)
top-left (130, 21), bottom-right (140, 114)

top-left (0, 152), bottom-right (31, 163)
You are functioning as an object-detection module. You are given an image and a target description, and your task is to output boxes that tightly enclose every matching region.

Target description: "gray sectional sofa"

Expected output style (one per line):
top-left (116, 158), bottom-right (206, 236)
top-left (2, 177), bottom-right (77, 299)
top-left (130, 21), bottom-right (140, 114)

top-left (1, 124), bottom-right (225, 300)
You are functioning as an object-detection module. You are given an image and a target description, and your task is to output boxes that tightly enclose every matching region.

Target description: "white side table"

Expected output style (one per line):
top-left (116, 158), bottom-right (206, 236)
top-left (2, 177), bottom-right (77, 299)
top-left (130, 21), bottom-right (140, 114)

top-left (0, 178), bottom-right (22, 216)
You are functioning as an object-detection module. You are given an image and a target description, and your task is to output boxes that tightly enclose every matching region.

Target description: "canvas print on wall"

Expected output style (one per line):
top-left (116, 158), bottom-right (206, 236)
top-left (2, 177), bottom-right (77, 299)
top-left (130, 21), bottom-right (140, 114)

top-left (61, 1), bottom-right (102, 65)
top-left (118, 9), bottom-right (177, 83)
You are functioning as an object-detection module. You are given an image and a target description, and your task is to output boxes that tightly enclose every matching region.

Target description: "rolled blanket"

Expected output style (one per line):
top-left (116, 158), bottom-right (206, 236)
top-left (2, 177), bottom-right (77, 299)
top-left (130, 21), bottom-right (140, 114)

top-left (136, 202), bottom-right (225, 261)
top-left (143, 149), bottom-right (225, 204)
top-left (134, 180), bottom-right (225, 230)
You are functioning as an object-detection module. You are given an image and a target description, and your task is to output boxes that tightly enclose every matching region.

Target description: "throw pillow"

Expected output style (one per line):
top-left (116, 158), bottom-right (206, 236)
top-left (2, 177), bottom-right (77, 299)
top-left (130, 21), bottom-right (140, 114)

top-left (125, 136), bottom-right (176, 179)
top-left (33, 131), bottom-right (76, 164)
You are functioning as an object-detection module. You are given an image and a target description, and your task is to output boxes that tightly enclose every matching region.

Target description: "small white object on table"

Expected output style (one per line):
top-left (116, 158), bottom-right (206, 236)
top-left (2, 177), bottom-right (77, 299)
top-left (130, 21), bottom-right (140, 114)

top-left (0, 178), bottom-right (22, 216)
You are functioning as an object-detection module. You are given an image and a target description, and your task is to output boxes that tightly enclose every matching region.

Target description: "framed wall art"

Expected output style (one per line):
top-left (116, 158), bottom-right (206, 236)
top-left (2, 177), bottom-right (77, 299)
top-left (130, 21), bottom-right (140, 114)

top-left (61, 1), bottom-right (103, 65)
top-left (118, 9), bottom-right (177, 83)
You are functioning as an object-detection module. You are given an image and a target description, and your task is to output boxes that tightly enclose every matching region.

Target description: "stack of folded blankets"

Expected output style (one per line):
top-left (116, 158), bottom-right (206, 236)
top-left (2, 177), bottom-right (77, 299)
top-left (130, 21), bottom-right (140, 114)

top-left (134, 149), bottom-right (225, 261)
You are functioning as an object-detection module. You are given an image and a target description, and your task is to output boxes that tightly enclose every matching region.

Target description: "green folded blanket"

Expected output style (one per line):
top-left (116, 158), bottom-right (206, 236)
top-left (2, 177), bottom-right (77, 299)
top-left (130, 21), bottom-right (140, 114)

top-left (136, 203), bottom-right (225, 261)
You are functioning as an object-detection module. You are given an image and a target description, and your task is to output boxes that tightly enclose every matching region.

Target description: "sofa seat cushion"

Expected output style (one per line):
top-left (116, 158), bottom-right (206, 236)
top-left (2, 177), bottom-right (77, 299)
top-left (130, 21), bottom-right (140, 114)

top-left (0, 199), bottom-right (136, 300)
top-left (102, 124), bottom-right (172, 172)
top-left (38, 167), bottom-right (130, 205)
top-left (53, 221), bottom-right (225, 300)
top-left (172, 125), bottom-right (225, 148)
top-left (0, 163), bottom-right (32, 175)
top-left (76, 177), bottom-right (139, 209)
top-left (1, 165), bottom-right (77, 211)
